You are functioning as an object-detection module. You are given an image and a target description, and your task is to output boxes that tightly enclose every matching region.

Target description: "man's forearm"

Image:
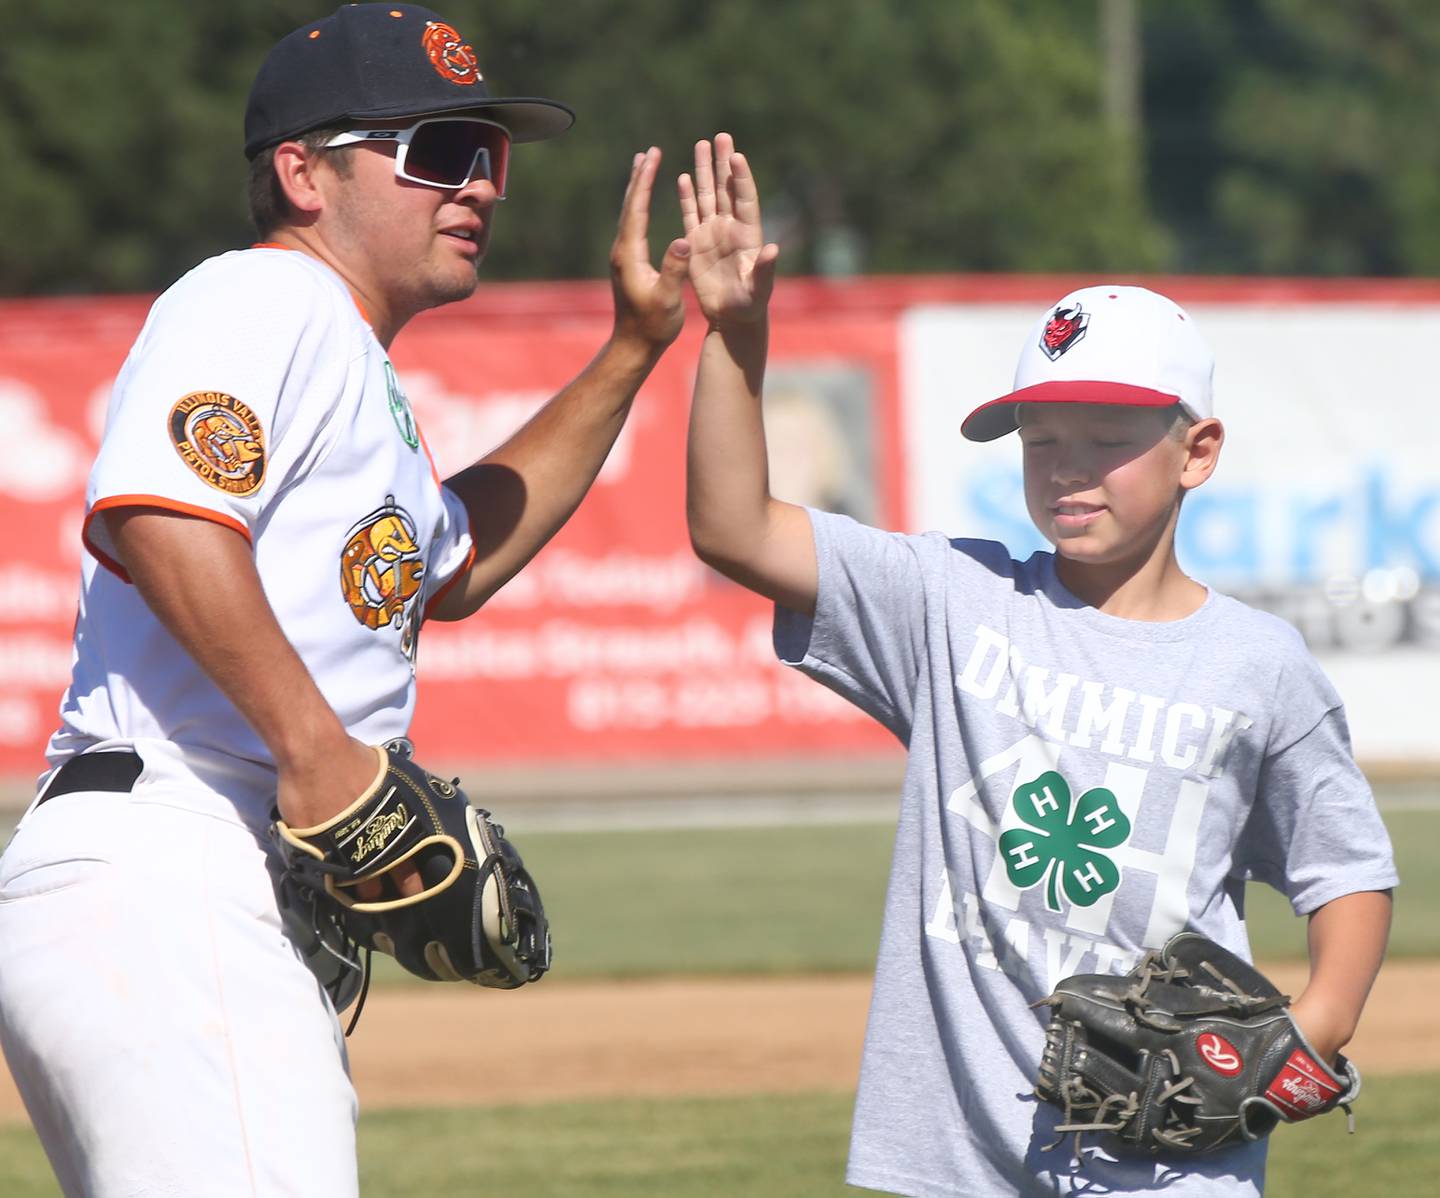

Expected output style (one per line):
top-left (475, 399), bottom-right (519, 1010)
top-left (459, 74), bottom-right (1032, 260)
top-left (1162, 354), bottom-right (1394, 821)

top-left (103, 508), bottom-right (378, 824)
top-left (1290, 888), bottom-right (1392, 1062)
top-left (434, 333), bottom-right (661, 618)
top-left (106, 509), bottom-right (348, 763)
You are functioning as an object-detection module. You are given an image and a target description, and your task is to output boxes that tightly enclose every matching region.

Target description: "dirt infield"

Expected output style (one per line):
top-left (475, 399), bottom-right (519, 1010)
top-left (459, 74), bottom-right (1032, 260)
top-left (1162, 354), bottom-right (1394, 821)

top-left (2, 962), bottom-right (1436, 1124)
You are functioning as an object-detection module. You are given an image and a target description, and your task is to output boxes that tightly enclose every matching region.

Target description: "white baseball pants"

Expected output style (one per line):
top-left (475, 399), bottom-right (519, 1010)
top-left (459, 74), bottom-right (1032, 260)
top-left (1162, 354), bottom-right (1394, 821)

top-left (0, 790), bottom-right (360, 1197)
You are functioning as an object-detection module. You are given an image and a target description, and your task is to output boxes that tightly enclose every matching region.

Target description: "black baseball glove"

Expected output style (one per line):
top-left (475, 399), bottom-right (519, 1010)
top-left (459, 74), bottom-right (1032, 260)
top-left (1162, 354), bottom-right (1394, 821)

top-left (1034, 931), bottom-right (1359, 1156)
top-left (270, 739), bottom-right (551, 1026)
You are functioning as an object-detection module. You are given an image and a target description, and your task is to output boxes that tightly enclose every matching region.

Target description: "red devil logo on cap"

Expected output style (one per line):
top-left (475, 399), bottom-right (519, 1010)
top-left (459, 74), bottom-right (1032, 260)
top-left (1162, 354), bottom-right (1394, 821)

top-left (1040, 303), bottom-right (1090, 360)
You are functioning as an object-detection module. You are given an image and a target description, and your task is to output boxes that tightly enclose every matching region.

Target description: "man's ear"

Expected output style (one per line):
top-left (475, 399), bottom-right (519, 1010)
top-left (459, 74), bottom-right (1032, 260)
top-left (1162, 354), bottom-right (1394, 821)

top-left (1180, 418), bottom-right (1224, 492)
top-left (272, 142), bottom-right (327, 223)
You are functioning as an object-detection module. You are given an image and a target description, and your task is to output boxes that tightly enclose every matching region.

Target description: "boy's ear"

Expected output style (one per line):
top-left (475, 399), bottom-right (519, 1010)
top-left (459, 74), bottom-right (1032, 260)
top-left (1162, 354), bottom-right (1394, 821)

top-left (1179, 418), bottom-right (1224, 491)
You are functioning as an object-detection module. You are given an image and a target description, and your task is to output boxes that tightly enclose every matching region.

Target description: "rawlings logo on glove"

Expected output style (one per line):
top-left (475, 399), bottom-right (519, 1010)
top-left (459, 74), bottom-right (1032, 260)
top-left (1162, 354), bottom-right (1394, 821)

top-left (269, 739), bottom-right (551, 1028)
top-left (1033, 932), bottom-right (1359, 1157)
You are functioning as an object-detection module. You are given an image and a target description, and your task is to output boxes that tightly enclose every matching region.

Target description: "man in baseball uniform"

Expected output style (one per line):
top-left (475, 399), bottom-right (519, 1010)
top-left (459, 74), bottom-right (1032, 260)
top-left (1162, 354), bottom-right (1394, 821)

top-left (0, 6), bottom-right (690, 1195)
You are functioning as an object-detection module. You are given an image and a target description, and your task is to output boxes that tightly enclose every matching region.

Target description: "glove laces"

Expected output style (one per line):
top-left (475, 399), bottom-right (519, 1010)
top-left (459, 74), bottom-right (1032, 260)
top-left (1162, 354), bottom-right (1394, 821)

top-left (1040, 1030), bottom-right (1207, 1158)
top-left (275, 852), bottom-right (373, 1035)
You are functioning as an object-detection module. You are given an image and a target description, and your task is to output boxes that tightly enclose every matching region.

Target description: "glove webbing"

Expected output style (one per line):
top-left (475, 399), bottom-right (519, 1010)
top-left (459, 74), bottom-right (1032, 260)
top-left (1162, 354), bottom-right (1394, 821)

top-left (1038, 1014), bottom-right (1206, 1158)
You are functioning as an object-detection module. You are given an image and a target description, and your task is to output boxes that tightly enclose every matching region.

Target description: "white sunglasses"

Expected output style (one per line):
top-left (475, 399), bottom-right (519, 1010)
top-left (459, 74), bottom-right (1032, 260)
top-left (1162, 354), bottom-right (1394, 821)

top-left (324, 116), bottom-right (511, 197)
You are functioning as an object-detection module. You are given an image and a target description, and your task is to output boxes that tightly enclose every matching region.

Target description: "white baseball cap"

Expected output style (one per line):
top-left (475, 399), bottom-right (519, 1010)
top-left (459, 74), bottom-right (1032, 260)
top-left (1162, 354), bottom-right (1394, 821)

top-left (961, 284), bottom-right (1215, 442)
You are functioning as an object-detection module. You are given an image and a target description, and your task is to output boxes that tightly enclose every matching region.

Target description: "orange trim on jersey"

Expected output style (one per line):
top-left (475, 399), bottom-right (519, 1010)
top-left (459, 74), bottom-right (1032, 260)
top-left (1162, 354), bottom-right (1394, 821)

top-left (249, 242), bottom-right (371, 324)
top-left (82, 495), bottom-right (253, 583)
top-left (80, 523), bottom-right (130, 583)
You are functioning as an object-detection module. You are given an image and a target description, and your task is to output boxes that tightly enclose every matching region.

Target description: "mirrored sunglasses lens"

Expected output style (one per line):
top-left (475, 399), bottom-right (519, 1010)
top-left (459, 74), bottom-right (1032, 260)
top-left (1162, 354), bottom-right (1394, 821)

top-left (406, 122), bottom-right (510, 192)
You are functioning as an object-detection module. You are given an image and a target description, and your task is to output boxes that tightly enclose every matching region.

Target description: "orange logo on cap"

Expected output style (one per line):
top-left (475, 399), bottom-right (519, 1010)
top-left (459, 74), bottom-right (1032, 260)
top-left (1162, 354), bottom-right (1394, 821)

top-left (422, 20), bottom-right (480, 85)
top-left (168, 391), bottom-right (266, 496)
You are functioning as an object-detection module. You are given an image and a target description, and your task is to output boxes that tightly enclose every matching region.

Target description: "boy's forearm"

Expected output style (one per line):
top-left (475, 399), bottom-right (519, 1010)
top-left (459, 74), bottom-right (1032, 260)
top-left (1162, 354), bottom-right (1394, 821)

top-left (686, 319), bottom-right (818, 613)
top-left (687, 320), bottom-right (772, 558)
top-left (1290, 889), bottom-right (1392, 1063)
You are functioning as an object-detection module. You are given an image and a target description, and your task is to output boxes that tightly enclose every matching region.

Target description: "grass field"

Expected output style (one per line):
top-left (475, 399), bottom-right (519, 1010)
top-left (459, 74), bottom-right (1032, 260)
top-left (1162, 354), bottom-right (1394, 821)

top-left (0, 1075), bottom-right (1433, 1197)
top-left (0, 795), bottom-right (1431, 979)
top-left (363, 804), bottom-right (1436, 986)
top-left (0, 798), bottom-right (1432, 1194)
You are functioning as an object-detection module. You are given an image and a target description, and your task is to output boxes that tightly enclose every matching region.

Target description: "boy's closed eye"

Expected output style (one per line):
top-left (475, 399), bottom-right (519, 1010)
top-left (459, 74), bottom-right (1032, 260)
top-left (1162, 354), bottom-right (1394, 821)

top-left (1021, 437), bottom-right (1134, 451)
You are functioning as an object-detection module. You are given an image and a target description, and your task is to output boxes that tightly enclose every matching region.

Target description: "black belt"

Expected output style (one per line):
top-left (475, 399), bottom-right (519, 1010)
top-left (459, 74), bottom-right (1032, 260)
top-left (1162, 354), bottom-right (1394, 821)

top-left (38, 750), bottom-right (144, 805)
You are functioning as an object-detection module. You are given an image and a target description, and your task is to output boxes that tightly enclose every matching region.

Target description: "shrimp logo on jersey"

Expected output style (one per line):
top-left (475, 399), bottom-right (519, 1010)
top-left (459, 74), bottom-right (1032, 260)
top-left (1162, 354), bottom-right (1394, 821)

top-left (998, 770), bottom-right (1132, 913)
top-left (1039, 303), bottom-right (1090, 360)
top-left (168, 391), bottom-right (265, 496)
top-left (422, 20), bottom-right (481, 85)
top-left (340, 498), bottom-right (426, 661)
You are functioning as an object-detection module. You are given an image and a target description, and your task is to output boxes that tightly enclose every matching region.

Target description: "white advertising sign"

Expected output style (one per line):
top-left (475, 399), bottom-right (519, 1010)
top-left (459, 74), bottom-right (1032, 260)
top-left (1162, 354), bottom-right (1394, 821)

top-left (901, 302), bottom-right (1439, 764)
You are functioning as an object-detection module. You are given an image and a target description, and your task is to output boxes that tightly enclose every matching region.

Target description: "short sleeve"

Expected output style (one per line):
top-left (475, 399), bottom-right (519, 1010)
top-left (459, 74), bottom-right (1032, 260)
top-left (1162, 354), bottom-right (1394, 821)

top-left (773, 508), bottom-right (928, 739)
top-left (83, 252), bottom-right (354, 573)
top-left (1234, 700), bottom-right (1399, 915)
top-left (422, 483), bottom-right (477, 614)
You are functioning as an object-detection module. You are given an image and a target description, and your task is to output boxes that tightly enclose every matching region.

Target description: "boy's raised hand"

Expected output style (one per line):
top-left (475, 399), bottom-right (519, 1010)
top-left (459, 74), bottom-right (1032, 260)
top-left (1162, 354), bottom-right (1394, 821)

top-left (679, 134), bottom-right (780, 325)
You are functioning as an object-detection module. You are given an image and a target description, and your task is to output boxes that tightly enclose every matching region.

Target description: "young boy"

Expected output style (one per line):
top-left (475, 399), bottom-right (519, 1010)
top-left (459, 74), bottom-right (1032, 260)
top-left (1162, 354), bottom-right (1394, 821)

top-left (679, 134), bottom-right (1396, 1196)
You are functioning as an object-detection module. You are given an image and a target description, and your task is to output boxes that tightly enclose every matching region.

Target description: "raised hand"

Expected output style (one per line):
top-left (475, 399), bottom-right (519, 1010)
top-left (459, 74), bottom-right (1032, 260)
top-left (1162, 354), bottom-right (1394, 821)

top-left (679, 133), bottom-right (780, 326)
top-left (609, 146), bottom-right (690, 351)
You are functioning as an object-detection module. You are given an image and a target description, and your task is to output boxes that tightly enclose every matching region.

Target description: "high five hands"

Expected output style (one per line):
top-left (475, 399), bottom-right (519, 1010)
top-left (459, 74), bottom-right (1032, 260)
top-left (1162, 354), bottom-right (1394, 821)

top-left (609, 133), bottom-right (779, 344)
top-left (679, 133), bottom-right (781, 326)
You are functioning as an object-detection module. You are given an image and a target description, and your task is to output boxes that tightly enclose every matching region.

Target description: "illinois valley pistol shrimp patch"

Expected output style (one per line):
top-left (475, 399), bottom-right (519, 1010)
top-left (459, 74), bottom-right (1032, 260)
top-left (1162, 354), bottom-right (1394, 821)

top-left (167, 390), bottom-right (266, 496)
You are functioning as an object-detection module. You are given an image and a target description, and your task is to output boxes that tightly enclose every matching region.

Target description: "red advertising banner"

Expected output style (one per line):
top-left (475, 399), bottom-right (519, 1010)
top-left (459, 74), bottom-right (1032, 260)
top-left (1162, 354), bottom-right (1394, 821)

top-left (396, 283), bottom-right (906, 762)
top-left (9, 272), bottom-right (1440, 778)
top-left (0, 279), bottom-right (914, 776)
top-left (0, 299), bottom-right (148, 778)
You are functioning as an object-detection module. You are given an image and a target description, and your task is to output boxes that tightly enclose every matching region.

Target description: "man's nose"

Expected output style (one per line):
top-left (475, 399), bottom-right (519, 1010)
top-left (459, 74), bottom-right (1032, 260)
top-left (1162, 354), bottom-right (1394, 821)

top-left (455, 175), bottom-right (500, 206)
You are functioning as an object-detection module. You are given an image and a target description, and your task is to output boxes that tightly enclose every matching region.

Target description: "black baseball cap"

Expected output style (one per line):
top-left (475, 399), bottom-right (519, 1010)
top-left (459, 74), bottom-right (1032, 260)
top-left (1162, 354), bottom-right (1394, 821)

top-left (244, 3), bottom-right (574, 159)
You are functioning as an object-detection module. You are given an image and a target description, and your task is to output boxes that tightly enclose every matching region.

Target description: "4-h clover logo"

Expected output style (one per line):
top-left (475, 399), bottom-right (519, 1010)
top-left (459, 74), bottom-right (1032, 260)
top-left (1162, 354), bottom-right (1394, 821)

top-left (998, 771), bottom-right (1132, 913)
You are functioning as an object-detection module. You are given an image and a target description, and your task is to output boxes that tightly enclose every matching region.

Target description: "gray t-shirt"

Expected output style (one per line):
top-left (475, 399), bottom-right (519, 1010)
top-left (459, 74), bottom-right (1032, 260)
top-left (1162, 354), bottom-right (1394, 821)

top-left (774, 511), bottom-right (1398, 1198)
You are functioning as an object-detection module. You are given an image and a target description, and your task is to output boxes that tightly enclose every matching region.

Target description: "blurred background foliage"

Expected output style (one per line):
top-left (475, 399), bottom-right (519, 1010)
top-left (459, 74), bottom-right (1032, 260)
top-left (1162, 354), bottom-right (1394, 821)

top-left (2, 0), bottom-right (1438, 294)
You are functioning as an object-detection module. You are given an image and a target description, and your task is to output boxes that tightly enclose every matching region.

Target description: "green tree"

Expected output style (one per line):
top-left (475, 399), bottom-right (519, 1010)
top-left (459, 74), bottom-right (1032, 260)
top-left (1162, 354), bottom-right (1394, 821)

top-left (0, 0), bottom-right (1167, 295)
top-left (478, 0), bottom-right (1169, 280)
top-left (0, 0), bottom-right (321, 293)
top-left (1144, 0), bottom-right (1440, 275)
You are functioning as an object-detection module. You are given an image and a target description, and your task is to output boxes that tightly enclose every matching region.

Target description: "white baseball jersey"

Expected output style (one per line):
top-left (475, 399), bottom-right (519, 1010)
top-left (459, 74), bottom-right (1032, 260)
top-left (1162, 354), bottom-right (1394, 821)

top-left (45, 246), bottom-right (475, 828)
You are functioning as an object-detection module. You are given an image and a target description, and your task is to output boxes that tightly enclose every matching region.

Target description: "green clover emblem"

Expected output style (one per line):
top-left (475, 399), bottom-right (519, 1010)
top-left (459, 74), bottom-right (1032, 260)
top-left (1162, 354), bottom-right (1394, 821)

top-left (997, 770), bottom-right (1132, 913)
top-left (385, 360), bottom-right (419, 450)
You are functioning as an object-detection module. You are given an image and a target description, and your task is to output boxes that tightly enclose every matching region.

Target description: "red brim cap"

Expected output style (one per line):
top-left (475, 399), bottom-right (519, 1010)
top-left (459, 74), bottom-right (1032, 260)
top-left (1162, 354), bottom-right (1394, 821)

top-left (960, 380), bottom-right (1184, 442)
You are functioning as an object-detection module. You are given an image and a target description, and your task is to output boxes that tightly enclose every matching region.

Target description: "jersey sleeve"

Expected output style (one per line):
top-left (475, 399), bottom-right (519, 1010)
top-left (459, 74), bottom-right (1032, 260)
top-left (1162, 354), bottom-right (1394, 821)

top-left (83, 253), bottom-right (353, 575)
top-left (773, 509), bottom-right (929, 740)
top-left (1232, 653), bottom-right (1399, 914)
top-left (422, 483), bottom-right (478, 615)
